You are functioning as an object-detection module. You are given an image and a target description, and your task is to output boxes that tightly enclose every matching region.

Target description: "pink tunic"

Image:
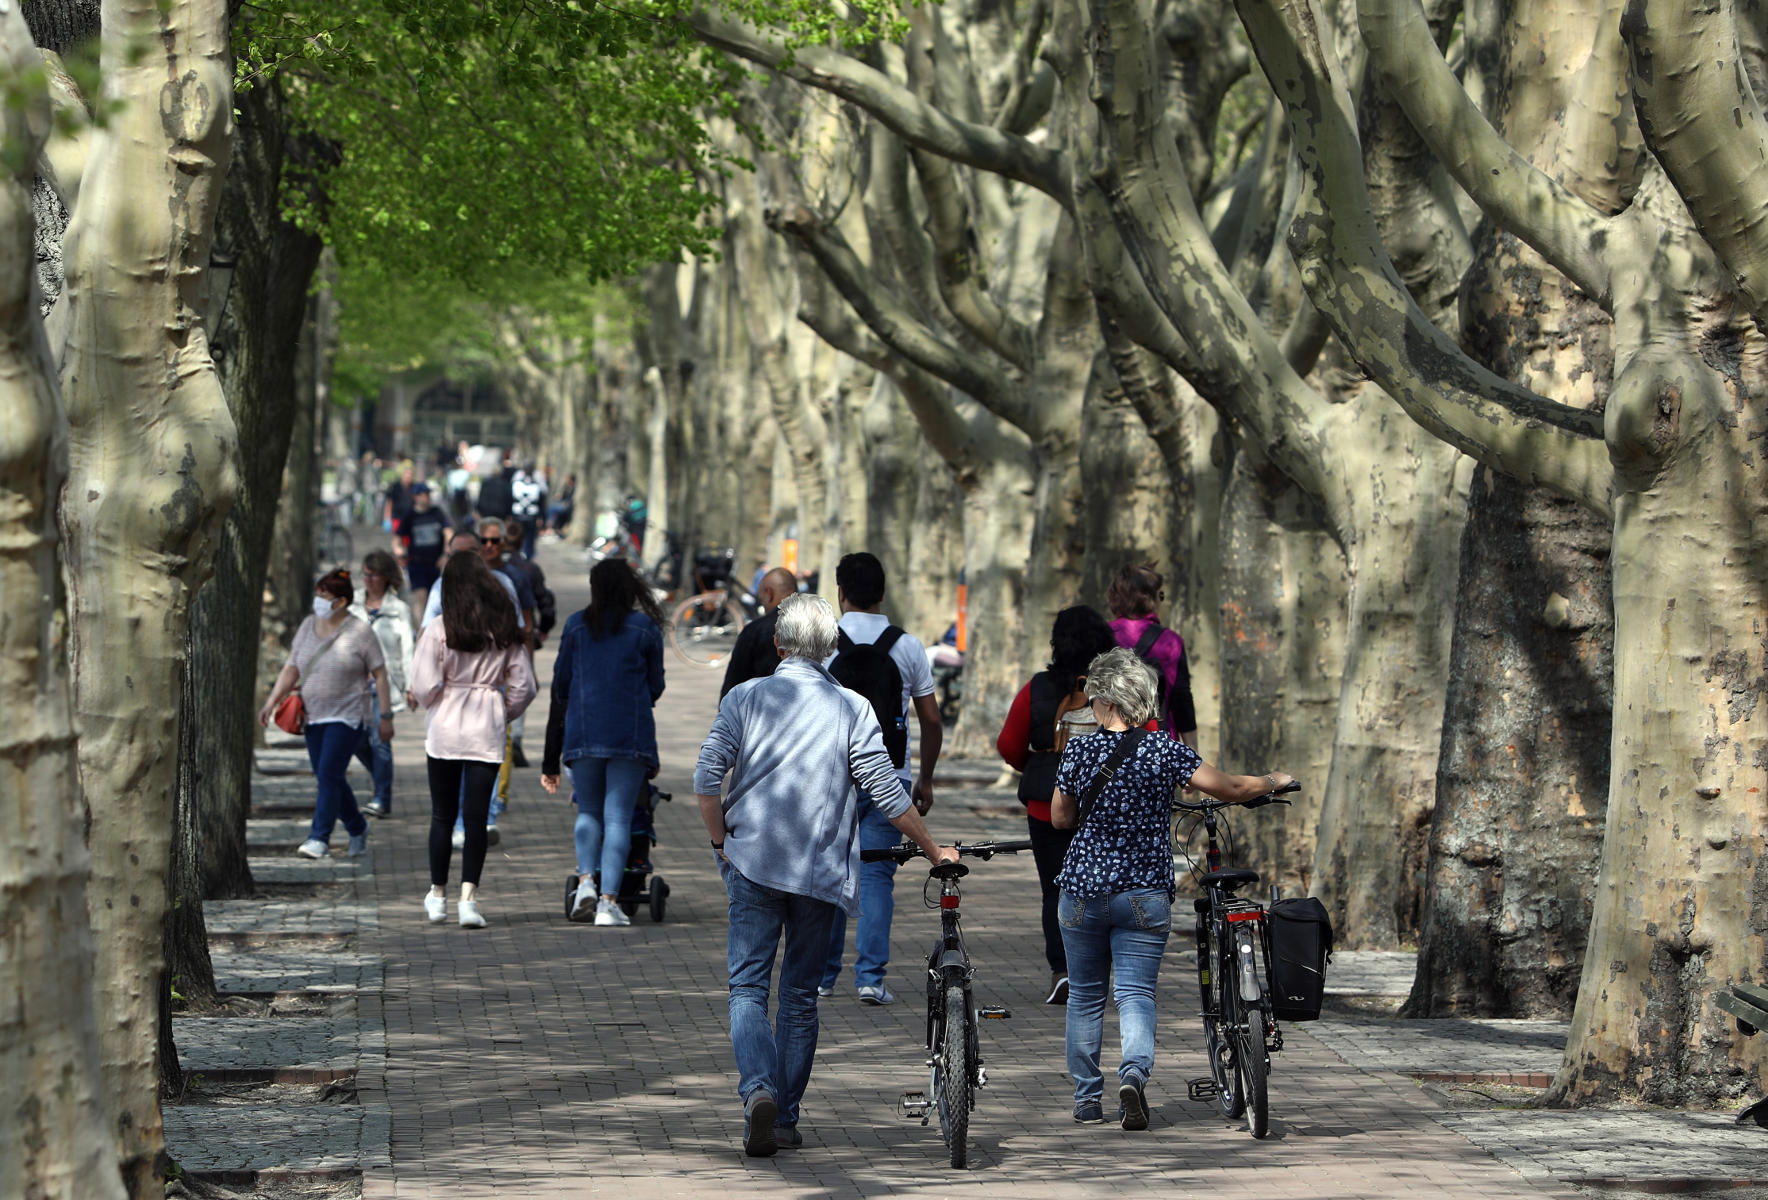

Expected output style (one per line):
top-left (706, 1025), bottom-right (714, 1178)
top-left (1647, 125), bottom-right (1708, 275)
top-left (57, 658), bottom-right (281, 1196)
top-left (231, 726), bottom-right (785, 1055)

top-left (409, 620), bottom-right (537, 763)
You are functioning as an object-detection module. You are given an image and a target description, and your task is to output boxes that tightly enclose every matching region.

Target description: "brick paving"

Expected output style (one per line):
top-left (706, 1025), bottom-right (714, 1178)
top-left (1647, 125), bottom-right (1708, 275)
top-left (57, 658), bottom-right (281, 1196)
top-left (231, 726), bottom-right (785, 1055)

top-left (204, 899), bottom-right (379, 935)
top-left (1305, 1019), bottom-right (1570, 1077)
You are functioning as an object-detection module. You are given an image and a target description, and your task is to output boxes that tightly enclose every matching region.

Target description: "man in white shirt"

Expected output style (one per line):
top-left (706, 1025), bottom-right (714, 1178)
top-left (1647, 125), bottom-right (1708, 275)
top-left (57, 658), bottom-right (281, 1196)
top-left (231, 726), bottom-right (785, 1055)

top-left (818, 552), bottom-right (943, 1004)
top-left (419, 530), bottom-right (525, 632)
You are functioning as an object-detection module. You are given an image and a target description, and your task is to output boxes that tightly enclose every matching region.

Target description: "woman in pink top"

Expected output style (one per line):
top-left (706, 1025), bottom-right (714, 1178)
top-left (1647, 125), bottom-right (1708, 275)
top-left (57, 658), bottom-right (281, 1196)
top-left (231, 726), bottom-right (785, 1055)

top-left (1106, 563), bottom-right (1199, 748)
top-left (410, 552), bottom-right (537, 927)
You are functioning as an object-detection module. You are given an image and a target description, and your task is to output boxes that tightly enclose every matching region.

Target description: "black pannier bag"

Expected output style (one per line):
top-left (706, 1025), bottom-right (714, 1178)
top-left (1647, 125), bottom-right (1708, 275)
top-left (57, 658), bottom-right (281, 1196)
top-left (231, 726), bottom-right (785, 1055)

top-left (1266, 897), bottom-right (1333, 1022)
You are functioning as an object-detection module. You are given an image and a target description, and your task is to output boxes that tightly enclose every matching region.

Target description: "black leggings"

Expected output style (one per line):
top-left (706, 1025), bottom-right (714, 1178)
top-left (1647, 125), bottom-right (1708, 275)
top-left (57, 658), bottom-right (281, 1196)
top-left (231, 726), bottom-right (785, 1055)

top-left (428, 756), bottom-right (499, 887)
top-left (1027, 813), bottom-right (1077, 974)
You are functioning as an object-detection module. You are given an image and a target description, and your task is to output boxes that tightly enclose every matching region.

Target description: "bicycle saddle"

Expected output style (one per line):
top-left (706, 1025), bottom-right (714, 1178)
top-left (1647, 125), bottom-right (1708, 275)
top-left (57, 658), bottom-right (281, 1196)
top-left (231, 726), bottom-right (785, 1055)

top-left (929, 861), bottom-right (970, 880)
top-left (1200, 868), bottom-right (1260, 892)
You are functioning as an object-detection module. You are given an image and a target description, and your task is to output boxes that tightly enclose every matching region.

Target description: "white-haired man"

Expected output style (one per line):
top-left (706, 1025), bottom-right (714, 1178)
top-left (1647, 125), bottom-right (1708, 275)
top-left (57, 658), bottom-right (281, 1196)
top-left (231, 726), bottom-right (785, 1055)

top-left (695, 592), bottom-right (956, 1157)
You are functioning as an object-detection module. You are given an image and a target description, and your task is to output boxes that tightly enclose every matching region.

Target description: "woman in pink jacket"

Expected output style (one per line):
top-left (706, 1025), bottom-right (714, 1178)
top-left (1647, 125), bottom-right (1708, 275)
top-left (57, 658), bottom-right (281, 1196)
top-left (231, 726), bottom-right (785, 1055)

top-left (411, 552), bottom-right (537, 927)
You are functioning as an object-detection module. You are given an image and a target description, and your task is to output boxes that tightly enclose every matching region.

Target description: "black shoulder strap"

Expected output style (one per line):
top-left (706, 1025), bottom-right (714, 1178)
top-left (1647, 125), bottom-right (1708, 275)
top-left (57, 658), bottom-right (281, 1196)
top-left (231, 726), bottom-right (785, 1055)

top-left (1133, 626), bottom-right (1161, 658)
top-left (875, 625), bottom-right (905, 653)
top-left (836, 629), bottom-right (855, 654)
top-left (1077, 728), bottom-right (1150, 829)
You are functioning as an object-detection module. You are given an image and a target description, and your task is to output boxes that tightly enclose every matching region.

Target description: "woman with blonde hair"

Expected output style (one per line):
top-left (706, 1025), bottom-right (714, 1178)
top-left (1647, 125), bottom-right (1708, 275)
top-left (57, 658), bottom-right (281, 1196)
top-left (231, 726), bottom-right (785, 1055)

top-left (1052, 648), bottom-right (1291, 1130)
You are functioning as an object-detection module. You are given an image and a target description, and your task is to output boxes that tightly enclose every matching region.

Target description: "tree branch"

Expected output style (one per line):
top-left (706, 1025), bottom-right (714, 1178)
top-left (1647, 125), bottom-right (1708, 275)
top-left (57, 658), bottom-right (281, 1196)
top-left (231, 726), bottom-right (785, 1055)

top-left (794, 261), bottom-right (991, 469)
top-left (1084, 0), bottom-right (1337, 515)
top-left (684, 8), bottom-right (1073, 206)
top-left (908, 146), bottom-right (1039, 371)
top-left (1622, 0), bottom-right (1768, 329)
top-left (1238, 0), bottom-right (1614, 513)
top-left (768, 202), bottom-right (1022, 418)
top-left (1358, 0), bottom-right (1621, 308)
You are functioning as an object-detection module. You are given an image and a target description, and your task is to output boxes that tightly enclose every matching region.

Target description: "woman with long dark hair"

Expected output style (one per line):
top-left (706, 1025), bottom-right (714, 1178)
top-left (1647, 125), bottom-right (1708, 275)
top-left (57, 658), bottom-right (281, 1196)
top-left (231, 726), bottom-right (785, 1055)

top-left (995, 605), bottom-right (1123, 1005)
top-left (410, 551), bottom-right (536, 927)
top-left (541, 558), bottom-right (667, 926)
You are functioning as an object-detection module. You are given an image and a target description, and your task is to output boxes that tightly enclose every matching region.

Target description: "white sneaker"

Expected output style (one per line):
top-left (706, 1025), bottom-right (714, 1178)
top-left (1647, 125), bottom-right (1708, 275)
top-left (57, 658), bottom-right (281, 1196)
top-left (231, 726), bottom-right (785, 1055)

top-left (458, 899), bottom-right (487, 929)
top-left (295, 839), bottom-right (327, 859)
top-left (570, 878), bottom-right (598, 922)
top-left (486, 825), bottom-right (501, 847)
top-left (346, 831), bottom-right (369, 856)
top-left (424, 893), bottom-right (447, 923)
top-left (857, 985), bottom-right (895, 1005)
top-left (593, 897), bottom-right (631, 927)
top-left (451, 828), bottom-right (465, 850)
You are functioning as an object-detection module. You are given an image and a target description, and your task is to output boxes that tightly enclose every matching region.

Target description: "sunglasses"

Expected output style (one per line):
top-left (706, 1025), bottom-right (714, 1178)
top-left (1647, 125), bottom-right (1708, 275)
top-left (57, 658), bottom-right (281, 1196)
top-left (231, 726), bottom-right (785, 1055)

top-left (482, 536), bottom-right (502, 545)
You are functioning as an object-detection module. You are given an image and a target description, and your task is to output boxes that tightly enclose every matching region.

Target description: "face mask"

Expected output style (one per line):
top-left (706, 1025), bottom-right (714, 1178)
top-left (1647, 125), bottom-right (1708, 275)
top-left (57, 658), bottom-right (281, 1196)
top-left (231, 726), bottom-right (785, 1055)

top-left (313, 595), bottom-right (337, 620)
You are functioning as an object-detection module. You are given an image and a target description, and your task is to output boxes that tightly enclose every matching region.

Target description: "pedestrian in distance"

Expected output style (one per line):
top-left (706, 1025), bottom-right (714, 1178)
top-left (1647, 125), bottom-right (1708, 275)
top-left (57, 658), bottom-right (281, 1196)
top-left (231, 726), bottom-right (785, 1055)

top-left (994, 604), bottom-right (1122, 1006)
top-left (718, 566), bottom-right (799, 698)
top-left (1106, 562), bottom-right (1199, 749)
top-left (818, 552), bottom-right (942, 1005)
top-left (352, 549), bottom-right (416, 818)
top-left (1051, 648), bottom-right (1292, 1130)
top-left (394, 482), bottom-right (450, 617)
top-left (540, 557), bottom-right (667, 926)
top-left (409, 551), bottom-right (537, 928)
top-left (259, 568), bottom-right (395, 860)
top-left (694, 592), bottom-right (958, 1156)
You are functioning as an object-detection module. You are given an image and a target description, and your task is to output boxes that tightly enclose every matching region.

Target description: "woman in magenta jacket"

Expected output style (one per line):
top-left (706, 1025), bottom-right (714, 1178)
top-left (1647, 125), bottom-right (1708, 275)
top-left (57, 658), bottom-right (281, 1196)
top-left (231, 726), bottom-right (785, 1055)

top-left (1105, 563), bottom-right (1198, 748)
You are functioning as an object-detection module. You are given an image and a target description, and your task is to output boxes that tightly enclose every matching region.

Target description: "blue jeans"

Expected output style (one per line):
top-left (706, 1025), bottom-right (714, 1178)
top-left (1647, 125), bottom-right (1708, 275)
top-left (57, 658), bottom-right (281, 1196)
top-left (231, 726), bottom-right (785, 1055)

top-left (306, 721), bottom-right (369, 844)
top-left (1058, 888), bottom-right (1172, 1105)
top-left (721, 859), bottom-right (840, 1128)
top-left (568, 756), bottom-right (648, 889)
top-left (352, 694), bottom-right (393, 812)
top-left (820, 797), bottom-right (901, 990)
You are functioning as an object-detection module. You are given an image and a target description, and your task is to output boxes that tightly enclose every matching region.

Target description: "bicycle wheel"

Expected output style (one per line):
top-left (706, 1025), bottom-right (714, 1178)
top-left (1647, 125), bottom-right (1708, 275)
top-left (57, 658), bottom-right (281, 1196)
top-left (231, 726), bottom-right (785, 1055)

top-left (322, 525), bottom-right (353, 566)
top-left (668, 592), bottom-right (744, 668)
top-left (1236, 1016), bottom-right (1269, 1139)
top-left (934, 983), bottom-right (970, 1168)
top-left (1213, 965), bottom-right (1245, 1119)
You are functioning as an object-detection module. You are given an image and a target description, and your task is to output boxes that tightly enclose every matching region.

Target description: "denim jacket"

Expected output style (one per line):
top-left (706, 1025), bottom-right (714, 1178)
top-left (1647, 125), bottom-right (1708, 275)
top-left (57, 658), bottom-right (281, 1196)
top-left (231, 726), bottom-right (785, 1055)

top-left (542, 608), bottom-right (665, 773)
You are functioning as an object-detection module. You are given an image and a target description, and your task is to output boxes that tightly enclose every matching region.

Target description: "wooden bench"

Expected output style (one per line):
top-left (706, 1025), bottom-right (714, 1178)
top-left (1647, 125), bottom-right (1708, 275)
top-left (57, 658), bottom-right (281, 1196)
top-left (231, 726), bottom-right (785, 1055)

top-left (1716, 981), bottom-right (1768, 1127)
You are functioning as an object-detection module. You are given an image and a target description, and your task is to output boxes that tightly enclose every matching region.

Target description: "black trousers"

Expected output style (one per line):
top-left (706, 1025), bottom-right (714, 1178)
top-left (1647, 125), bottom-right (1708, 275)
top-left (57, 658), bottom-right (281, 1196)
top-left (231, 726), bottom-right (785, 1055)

top-left (1027, 813), bottom-right (1077, 974)
top-left (427, 756), bottom-right (499, 887)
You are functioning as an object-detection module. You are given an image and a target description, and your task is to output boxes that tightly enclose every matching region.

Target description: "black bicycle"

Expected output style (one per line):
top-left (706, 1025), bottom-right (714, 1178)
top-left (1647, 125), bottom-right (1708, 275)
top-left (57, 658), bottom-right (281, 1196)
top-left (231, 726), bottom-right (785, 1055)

top-left (860, 838), bottom-right (1032, 1168)
top-left (1175, 781), bottom-right (1300, 1139)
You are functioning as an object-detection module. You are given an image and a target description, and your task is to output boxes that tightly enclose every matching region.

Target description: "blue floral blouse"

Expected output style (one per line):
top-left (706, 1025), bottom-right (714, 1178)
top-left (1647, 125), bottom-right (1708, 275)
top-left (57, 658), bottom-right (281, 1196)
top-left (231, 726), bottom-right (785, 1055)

top-left (1054, 729), bottom-right (1201, 898)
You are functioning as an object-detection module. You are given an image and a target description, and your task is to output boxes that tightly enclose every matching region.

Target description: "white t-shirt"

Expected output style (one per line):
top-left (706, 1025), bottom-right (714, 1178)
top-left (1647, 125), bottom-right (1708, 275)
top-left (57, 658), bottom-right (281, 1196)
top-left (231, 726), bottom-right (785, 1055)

top-left (420, 572), bottom-right (526, 630)
top-left (826, 610), bottom-right (934, 789)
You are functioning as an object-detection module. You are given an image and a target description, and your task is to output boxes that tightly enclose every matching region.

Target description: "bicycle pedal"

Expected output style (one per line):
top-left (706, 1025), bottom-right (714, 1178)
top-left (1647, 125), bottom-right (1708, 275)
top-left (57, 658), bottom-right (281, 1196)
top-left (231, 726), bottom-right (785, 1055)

top-left (899, 1091), bottom-right (931, 1119)
top-left (978, 1006), bottom-right (1011, 1020)
top-left (1187, 1078), bottom-right (1220, 1102)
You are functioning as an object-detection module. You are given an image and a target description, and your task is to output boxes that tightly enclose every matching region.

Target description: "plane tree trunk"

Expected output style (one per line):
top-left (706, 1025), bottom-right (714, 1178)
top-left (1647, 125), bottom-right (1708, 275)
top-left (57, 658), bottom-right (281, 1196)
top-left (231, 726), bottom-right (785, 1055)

top-left (0, 5), bottom-right (127, 1192)
top-left (53, 0), bottom-right (238, 1188)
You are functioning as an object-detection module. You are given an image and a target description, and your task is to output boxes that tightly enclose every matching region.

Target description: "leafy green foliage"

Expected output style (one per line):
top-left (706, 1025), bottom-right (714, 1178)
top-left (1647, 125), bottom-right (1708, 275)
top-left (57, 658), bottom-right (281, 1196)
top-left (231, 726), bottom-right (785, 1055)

top-left (239, 1), bottom-right (912, 293)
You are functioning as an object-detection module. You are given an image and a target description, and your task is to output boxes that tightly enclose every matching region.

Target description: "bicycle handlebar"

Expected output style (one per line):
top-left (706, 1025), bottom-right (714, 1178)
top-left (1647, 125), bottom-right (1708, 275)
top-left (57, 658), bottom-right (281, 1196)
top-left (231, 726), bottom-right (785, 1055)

top-left (1173, 779), bottom-right (1301, 813)
top-left (861, 839), bottom-right (1035, 864)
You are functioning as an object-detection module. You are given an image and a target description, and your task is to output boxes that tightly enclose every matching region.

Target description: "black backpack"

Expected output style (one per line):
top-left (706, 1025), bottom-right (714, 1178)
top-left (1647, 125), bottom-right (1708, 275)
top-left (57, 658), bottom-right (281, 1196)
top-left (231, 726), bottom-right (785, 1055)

top-left (1133, 625), bottom-right (1172, 728)
top-left (830, 627), bottom-right (909, 768)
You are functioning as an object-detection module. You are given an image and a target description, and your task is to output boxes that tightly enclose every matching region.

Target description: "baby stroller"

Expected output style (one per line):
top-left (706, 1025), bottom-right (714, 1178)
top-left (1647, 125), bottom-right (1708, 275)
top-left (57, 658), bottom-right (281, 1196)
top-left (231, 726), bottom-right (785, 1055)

top-left (563, 781), bottom-right (672, 922)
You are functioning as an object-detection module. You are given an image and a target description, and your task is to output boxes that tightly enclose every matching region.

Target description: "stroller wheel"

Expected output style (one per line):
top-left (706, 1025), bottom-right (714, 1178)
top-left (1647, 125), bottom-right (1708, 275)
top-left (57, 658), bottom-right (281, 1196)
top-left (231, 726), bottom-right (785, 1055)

top-left (650, 875), bottom-right (668, 923)
top-left (563, 874), bottom-right (580, 921)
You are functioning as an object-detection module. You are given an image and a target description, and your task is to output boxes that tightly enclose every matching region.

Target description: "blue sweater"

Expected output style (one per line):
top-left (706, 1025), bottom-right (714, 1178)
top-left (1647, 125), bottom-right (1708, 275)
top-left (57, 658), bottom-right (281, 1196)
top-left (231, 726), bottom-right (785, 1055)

top-left (694, 657), bottom-right (908, 913)
top-left (542, 608), bottom-right (665, 773)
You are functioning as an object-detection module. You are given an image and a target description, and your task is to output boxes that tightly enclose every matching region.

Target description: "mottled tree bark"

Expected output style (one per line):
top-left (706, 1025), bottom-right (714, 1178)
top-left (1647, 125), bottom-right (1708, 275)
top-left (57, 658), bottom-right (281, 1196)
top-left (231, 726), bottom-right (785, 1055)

top-left (57, 0), bottom-right (239, 1189)
top-left (0, 5), bottom-right (126, 1192)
